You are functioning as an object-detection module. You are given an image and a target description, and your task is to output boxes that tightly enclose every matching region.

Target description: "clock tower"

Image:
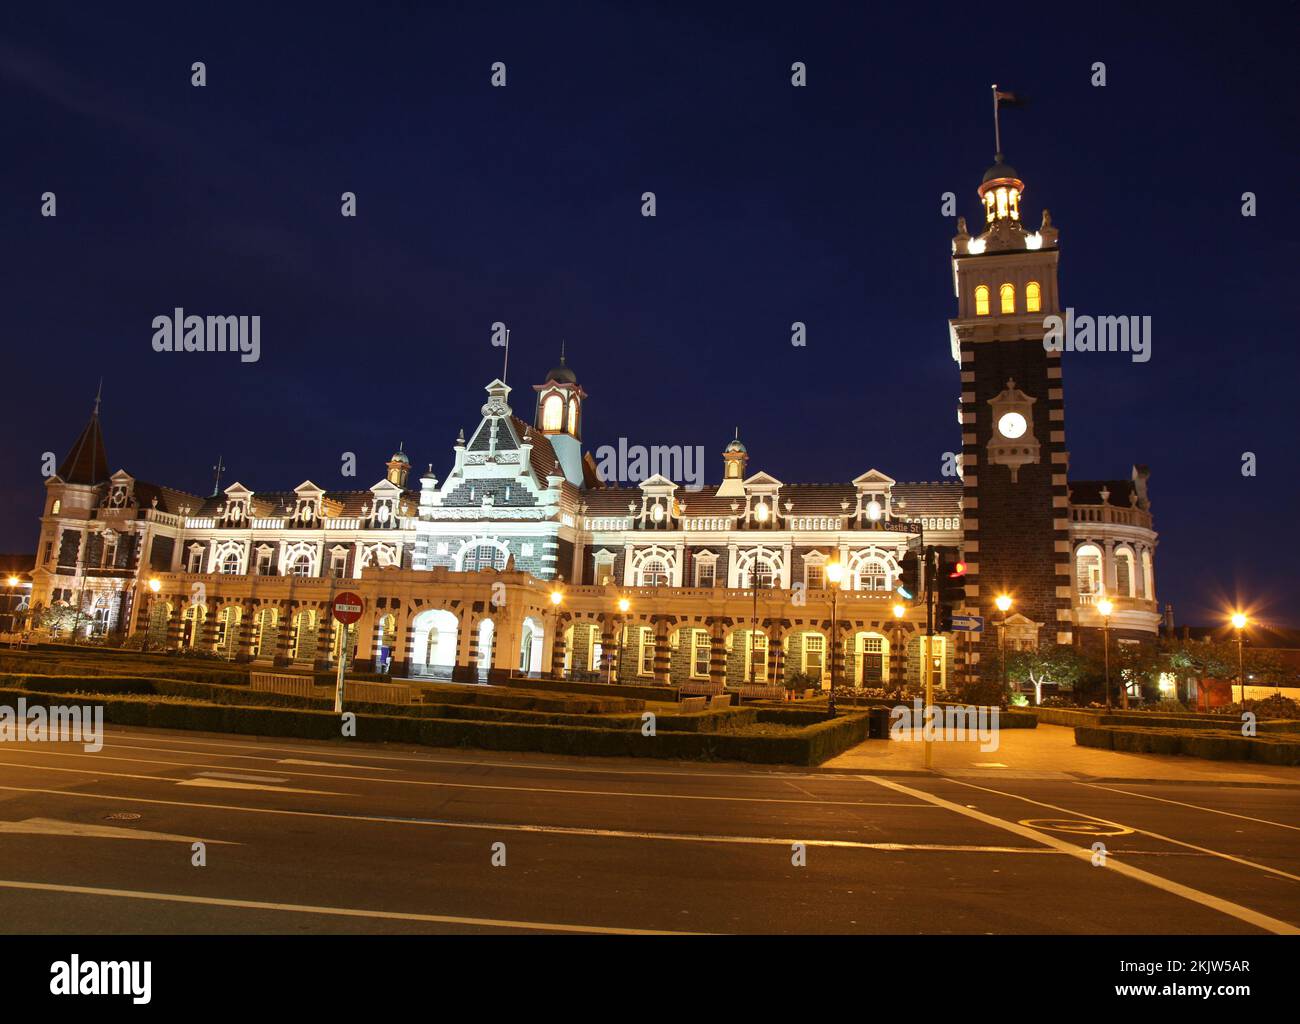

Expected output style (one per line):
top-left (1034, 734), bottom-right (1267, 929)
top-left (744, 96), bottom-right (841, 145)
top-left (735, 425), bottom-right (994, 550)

top-left (949, 152), bottom-right (1072, 685)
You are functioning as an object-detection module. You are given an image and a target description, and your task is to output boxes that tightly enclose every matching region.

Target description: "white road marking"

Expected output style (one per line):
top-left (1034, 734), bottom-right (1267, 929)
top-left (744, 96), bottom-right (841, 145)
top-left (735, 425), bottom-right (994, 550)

top-left (0, 751), bottom-right (927, 809)
top-left (0, 878), bottom-right (699, 935)
top-left (278, 758), bottom-right (393, 771)
top-left (0, 782), bottom-right (1036, 853)
top-left (1076, 782), bottom-right (1300, 832)
top-left (195, 771), bottom-right (290, 784)
top-left (0, 817), bottom-right (235, 845)
top-left (863, 775), bottom-right (1300, 935)
top-left (96, 729), bottom-right (850, 783)
top-left (177, 779), bottom-right (342, 795)
top-left (943, 776), bottom-right (1300, 884)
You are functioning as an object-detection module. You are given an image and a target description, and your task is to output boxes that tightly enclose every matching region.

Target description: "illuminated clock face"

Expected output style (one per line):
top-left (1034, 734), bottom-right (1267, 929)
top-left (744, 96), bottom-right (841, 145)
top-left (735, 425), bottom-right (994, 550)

top-left (998, 412), bottom-right (1028, 439)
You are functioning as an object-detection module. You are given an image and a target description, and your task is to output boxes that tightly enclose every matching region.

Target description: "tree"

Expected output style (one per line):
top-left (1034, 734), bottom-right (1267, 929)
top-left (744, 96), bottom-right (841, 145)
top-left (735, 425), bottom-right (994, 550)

top-left (1005, 644), bottom-right (1094, 705)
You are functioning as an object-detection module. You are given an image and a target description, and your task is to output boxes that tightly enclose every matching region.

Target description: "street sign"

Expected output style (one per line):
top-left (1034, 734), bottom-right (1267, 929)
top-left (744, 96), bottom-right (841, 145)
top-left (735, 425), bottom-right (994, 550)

top-left (950, 614), bottom-right (984, 633)
top-left (331, 591), bottom-right (365, 625)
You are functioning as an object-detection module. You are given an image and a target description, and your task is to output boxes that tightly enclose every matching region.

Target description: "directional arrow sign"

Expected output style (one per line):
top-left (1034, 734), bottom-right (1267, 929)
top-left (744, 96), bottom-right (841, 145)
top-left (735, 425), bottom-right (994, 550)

top-left (950, 615), bottom-right (984, 633)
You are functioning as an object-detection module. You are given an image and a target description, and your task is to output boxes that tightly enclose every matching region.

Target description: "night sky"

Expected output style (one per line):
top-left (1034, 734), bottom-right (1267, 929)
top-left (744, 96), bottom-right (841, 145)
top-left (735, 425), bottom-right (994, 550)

top-left (2, 2), bottom-right (1296, 626)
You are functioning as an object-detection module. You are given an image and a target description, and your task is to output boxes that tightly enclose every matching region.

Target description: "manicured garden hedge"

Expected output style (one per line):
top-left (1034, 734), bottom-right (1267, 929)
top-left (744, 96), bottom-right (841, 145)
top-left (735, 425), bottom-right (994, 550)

top-left (1075, 725), bottom-right (1300, 766)
top-left (0, 685), bottom-right (869, 765)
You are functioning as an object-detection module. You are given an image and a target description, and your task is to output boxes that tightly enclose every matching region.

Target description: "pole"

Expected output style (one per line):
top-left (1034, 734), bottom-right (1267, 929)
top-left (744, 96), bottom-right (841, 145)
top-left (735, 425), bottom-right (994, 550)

top-left (924, 546), bottom-right (934, 770)
top-left (991, 84), bottom-right (1002, 156)
top-left (1236, 631), bottom-right (1244, 705)
top-left (1103, 617), bottom-right (1111, 710)
top-left (333, 617), bottom-right (347, 713)
top-left (828, 585), bottom-right (837, 717)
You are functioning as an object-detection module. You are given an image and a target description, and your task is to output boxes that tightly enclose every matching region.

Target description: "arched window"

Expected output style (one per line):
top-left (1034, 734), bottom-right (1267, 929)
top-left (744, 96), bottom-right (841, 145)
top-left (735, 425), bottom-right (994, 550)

top-left (855, 559), bottom-right (888, 592)
top-left (290, 552), bottom-right (314, 577)
top-left (221, 551), bottom-right (241, 575)
top-left (638, 559), bottom-right (669, 587)
top-left (1115, 548), bottom-right (1135, 597)
top-left (541, 393), bottom-right (563, 432)
top-left (567, 397), bottom-right (579, 435)
top-left (1000, 283), bottom-right (1015, 314)
top-left (463, 543), bottom-right (507, 571)
top-left (974, 285), bottom-right (990, 316)
top-left (1076, 544), bottom-right (1103, 601)
top-left (1026, 281), bottom-right (1042, 313)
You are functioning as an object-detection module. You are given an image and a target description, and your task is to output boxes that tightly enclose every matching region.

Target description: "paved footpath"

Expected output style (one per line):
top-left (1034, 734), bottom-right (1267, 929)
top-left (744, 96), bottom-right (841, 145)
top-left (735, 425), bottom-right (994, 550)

top-left (825, 721), bottom-right (1300, 785)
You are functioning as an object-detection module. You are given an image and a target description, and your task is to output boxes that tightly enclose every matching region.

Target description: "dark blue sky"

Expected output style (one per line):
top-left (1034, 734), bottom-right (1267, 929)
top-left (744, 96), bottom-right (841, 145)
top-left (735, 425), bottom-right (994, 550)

top-left (2, 1), bottom-right (1297, 626)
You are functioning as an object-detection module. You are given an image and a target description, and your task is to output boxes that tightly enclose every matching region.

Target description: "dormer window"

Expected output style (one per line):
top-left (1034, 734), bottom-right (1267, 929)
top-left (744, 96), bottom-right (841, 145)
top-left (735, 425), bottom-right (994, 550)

top-left (541, 392), bottom-right (564, 432)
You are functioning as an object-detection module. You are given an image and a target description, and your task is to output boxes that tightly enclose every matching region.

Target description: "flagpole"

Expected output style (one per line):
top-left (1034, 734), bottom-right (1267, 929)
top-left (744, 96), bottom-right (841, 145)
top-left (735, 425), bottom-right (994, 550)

top-left (502, 328), bottom-right (510, 385)
top-left (991, 83), bottom-right (1001, 156)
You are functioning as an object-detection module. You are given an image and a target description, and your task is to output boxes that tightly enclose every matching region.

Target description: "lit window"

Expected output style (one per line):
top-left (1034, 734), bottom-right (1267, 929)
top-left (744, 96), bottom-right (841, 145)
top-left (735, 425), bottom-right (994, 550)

top-left (983, 192), bottom-right (995, 222)
top-left (803, 634), bottom-right (825, 678)
top-left (1026, 281), bottom-right (1041, 313)
top-left (1008, 188), bottom-right (1020, 220)
top-left (996, 187), bottom-right (1008, 219)
top-left (52, 500), bottom-right (61, 515)
top-left (567, 397), bottom-right (579, 435)
top-left (1000, 283), bottom-right (1015, 314)
top-left (805, 563), bottom-right (825, 590)
top-left (541, 393), bottom-right (563, 432)
top-left (974, 285), bottom-right (990, 316)
top-left (692, 631), bottom-right (710, 678)
top-left (639, 558), bottom-right (669, 587)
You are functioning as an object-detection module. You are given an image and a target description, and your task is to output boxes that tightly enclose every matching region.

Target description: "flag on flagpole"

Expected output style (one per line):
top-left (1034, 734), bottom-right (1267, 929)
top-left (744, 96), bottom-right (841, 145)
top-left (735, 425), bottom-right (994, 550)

top-left (995, 89), bottom-right (1027, 108)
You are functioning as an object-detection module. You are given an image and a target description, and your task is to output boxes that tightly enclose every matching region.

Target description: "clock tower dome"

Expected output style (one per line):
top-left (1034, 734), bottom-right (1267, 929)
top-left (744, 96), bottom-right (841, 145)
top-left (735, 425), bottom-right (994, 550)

top-left (949, 151), bottom-right (1072, 685)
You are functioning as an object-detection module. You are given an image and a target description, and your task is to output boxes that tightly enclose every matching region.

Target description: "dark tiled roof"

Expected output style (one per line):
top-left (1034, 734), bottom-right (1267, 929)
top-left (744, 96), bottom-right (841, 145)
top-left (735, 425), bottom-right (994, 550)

top-left (192, 488), bottom-right (419, 518)
top-left (133, 481), bottom-right (203, 515)
top-left (581, 480), bottom-right (963, 517)
top-left (509, 417), bottom-right (563, 481)
top-left (59, 410), bottom-right (109, 485)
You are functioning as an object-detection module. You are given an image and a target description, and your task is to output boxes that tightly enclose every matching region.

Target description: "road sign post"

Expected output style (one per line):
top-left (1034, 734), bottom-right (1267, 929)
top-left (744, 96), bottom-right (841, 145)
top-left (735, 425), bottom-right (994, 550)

top-left (330, 591), bottom-right (365, 713)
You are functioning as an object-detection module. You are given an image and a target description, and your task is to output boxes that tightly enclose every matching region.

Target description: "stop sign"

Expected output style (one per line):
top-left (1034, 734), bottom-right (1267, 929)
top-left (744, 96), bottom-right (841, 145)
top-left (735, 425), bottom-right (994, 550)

top-left (331, 591), bottom-right (365, 625)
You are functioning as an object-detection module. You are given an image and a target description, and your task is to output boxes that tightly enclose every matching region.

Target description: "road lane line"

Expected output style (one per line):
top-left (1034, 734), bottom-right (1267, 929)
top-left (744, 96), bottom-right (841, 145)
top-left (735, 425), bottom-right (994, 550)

top-left (0, 878), bottom-right (700, 935)
top-left (178, 779), bottom-right (343, 796)
top-left (0, 782), bottom-right (1039, 853)
top-left (940, 776), bottom-right (1300, 883)
top-left (0, 818), bottom-right (236, 845)
top-left (195, 772), bottom-right (290, 783)
top-left (862, 775), bottom-right (1300, 935)
top-left (1075, 782), bottom-right (1300, 831)
top-left (95, 729), bottom-right (850, 782)
top-left (0, 751), bottom-right (928, 808)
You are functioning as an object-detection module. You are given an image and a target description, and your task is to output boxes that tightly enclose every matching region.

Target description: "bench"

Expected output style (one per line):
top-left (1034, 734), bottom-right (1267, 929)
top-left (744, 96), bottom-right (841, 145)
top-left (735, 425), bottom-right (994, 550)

top-left (678, 696), bottom-right (708, 713)
top-left (250, 672), bottom-right (316, 698)
top-left (343, 680), bottom-right (412, 705)
top-left (678, 679), bottom-right (724, 696)
top-left (734, 684), bottom-right (785, 700)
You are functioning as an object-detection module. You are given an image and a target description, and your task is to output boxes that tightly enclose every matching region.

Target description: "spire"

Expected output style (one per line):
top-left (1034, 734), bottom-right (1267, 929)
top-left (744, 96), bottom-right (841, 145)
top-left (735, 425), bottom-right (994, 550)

top-left (210, 455), bottom-right (226, 497)
top-left (58, 388), bottom-right (109, 485)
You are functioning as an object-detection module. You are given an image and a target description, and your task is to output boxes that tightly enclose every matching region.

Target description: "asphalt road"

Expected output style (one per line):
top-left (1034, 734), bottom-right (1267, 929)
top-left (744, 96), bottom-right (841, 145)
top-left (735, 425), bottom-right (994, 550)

top-left (0, 726), bottom-right (1297, 934)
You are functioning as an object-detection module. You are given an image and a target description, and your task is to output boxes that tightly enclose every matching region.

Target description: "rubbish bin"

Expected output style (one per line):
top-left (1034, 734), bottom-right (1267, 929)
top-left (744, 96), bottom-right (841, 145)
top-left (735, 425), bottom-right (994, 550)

top-left (868, 706), bottom-right (892, 739)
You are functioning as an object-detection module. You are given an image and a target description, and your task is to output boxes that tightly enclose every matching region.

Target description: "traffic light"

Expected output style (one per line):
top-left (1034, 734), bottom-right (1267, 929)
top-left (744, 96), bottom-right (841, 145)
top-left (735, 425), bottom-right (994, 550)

top-left (894, 552), bottom-right (918, 600)
top-left (935, 555), bottom-right (967, 632)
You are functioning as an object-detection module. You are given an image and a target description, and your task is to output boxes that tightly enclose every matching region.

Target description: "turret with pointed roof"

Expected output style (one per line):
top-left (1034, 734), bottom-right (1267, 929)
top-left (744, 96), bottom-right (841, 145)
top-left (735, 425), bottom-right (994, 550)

top-left (58, 388), bottom-right (109, 485)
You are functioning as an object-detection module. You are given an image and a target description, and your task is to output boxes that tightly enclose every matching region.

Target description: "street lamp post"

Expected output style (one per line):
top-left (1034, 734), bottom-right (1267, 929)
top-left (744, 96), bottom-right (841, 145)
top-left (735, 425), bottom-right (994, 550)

top-left (995, 594), bottom-right (1013, 696)
top-left (1231, 612), bottom-right (1248, 705)
top-left (1097, 597), bottom-right (1114, 710)
top-left (891, 602), bottom-right (905, 702)
top-left (549, 589), bottom-right (563, 679)
top-left (612, 596), bottom-right (630, 684)
top-left (143, 577), bottom-right (162, 653)
top-left (825, 562), bottom-right (844, 717)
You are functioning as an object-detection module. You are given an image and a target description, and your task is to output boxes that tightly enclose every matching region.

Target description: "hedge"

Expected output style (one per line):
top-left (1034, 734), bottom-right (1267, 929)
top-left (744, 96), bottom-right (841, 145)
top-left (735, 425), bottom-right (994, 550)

top-left (1074, 725), bottom-right (1300, 766)
top-left (0, 686), bottom-right (870, 765)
